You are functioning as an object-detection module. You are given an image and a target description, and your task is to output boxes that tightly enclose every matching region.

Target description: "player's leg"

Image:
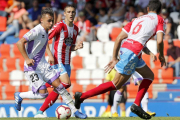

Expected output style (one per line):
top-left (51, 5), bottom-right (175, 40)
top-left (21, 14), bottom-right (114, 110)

top-left (74, 71), bottom-right (131, 109)
top-left (38, 64), bottom-right (71, 113)
top-left (51, 78), bottom-right (87, 118)
top-left (14, 72), bottom-right (49, 111)
top-left (41, 66), bottom-right (87, 119)
top-left (133, 65), bottom-right (154, 107)
top-left (130, 64), bottom-right (153, 119)
top-left (74, 48), bottom-right (135, 109)
top-left (111, 87), bottom-right (124, 116)
top-left (138, 80), bottom-right (156, 116)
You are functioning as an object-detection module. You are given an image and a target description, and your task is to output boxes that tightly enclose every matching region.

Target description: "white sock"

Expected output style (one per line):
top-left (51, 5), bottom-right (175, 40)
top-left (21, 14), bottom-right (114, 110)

top-left (19, 91), bottom-right (48, 99)
top-left (55, 84), bottom-right (77, 113)
top-left (111, 90), bottom-right (122, 114)
top-left (141, 92), bottom-right (148, 112)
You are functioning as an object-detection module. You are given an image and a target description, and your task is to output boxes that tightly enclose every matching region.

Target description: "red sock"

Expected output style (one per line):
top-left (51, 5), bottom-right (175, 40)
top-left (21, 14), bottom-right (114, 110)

top-left (80, 81), bottom-right (116, 101)
top-left (134, 79), bottom-right (152, 106)
top-left (45, 83), bottom-right (52, 88)
top-left (61, 82), bottom-right (71, 89)
top-left (39, 91), bottom-right (59, 112)
top-left (40, 82), bottom-right (71, 112)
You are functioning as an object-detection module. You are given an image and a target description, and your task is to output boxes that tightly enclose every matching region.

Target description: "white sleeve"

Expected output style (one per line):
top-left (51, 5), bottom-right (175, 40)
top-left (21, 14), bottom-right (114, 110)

top-left (23, 28), bottom-right (38, 41)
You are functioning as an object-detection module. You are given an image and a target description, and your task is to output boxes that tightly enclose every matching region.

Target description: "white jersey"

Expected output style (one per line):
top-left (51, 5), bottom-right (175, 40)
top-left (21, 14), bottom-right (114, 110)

top-left (23, 24), bottom-right (49, 71)
top-left (122, 13), bottom-right (164, 57)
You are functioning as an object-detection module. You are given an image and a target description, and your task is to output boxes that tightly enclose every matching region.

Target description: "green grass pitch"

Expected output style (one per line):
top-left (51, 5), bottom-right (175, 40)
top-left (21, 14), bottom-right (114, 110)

top-left (0, 117), bottom-right (180, 120)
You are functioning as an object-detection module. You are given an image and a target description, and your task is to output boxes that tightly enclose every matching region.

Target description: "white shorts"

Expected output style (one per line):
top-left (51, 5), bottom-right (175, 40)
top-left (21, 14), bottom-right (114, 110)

top-left (124, 71), bottom-right (143, 86)
top-left (25, 65), bottom-right (60, 93)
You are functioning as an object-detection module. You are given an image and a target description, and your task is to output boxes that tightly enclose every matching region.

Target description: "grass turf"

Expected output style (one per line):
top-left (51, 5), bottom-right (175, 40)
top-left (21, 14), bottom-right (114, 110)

top-left (0, 117), bottom-right (180, 120)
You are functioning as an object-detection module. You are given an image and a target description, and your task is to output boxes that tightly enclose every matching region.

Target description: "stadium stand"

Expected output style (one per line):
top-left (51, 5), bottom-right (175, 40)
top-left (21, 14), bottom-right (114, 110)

top-left (0, 1), bottom-right (179, 106)
top-left (0, 16), bottom-right (7, 32)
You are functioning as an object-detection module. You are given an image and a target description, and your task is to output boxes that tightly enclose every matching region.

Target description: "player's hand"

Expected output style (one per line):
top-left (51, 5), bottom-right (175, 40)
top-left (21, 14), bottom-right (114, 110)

top-left (76, 40), bottom-right (83, 50)
top-left (48, 56), bottom-right (54, 65)
top-left (26, 59), bottom-right (35, 67)
top-left (158, 54), bottom-right (166, 67)
top-left (150, 53), bottom-right (157, 62)
top-left (104, 59), bottom-right (119, 73)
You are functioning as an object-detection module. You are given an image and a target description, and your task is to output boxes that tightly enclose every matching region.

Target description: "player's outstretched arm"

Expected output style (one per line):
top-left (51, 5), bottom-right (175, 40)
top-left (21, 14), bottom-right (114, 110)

top-left (105, 31), bottom-right (128, 73)
top-left (113, 30), bottom-right (128, 60)
top-left (16, 38), bottom-right (34, 66)
top-left (46, 43), bottom-right (54, 65)
top-left (157, 32), bottom-right (166, 67)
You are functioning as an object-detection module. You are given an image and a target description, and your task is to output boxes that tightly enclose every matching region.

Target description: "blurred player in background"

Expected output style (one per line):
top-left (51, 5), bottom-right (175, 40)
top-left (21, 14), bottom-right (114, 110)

top-left (35, 5), bottom-right (84, 117)
top-left (14, 7), bottom-right (87, 119)
top-left (74, 0), bottom-right (166, 119)
top-left (101, 68), bottom-right (127, 117)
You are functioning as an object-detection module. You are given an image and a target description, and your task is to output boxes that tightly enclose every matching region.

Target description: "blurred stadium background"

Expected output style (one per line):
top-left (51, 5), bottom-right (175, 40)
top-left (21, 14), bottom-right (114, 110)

top-left (0, 0), bottom-right (180, 118)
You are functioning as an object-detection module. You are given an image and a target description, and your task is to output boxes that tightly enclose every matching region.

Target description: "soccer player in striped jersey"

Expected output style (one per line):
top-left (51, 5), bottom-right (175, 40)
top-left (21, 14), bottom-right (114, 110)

top-left (35, 5), bottom-right (84, 116)
top-left (14, 7), bottom-right (87, 119)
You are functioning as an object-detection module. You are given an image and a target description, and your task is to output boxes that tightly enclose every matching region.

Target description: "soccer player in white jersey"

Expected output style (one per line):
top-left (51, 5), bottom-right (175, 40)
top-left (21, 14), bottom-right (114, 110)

top-left (35, 5), bottom-right (84, 116)
top-left (74, 0), bottom-right (166, 119)
top-left (14, 8), bottom-right (87, 119)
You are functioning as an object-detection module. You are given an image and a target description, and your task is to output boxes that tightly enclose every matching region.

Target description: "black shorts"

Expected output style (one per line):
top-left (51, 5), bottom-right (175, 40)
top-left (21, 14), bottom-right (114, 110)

top-left (108, 90), bottom-right (127, 106)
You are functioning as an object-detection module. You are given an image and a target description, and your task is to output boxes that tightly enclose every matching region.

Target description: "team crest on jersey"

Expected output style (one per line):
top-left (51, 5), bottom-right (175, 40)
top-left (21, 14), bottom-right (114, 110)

top-left (65, 37), bottom-right (73, 46)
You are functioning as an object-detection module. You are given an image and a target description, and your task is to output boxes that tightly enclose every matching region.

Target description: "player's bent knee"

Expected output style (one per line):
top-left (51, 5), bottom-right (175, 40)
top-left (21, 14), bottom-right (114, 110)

top-left (39, 92), bottom-right (49, 98)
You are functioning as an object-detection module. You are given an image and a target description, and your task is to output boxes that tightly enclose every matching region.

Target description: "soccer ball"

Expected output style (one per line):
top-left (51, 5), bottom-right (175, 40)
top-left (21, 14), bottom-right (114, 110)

top-left (55, 105), bottom-right (71, 119)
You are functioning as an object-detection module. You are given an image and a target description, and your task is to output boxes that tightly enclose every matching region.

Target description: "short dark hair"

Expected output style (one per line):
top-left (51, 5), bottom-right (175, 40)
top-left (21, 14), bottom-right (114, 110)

top-left (41, 7), bottom-right (54, 18)
top-left (148, 0), bottom-right (162, 14)
top-left (64, 4), bottom-right (76, 11)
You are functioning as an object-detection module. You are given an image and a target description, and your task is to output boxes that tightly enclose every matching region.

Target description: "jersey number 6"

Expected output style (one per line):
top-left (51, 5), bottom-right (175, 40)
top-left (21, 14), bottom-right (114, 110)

top-left (132, 21), bottom-right (144, 35)
top-left (30, 74), bottom-right (39, 82)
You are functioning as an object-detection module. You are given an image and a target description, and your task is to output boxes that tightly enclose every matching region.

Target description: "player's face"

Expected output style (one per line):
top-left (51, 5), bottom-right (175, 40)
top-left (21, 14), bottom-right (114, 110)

top-left (41, 14), bottom-right (54, 30)
top-left (64, 7), bottom-right (76, 23)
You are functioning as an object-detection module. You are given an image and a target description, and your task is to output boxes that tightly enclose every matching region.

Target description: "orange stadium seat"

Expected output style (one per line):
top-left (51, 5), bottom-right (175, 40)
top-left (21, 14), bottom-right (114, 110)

top-left (127, 83), bottom-right (153, 99)
top-left (71, 55), bottom-right (83, 69)
top-left (151, 68), bottom-right (174, 84)
top-left (0, 85), bottom-right (2, 99)
top-left (0, 71), bottom-right (10, 85)
top-left (127, 83), bottom-right (138, 98)
top-left (48, 38), bottom-right (53, 44)
top-left (13, 45), bottom-right (22, 58)
top-left (0, 44), bottom-right (10, 57)
top-left (70, 69), bottom-right (76, 82)
top-left (72, 83), bottom-right (83, 95)
top-left (161, 68), bottom-right (174, 84)
top-left (174, 40), bottom-right (180, 48)
top-left (4, 84), bottom-right (16, 100)
top-left (85, 84), bottom-right (97, 99)
top-left (0, 57), bottom-right (4, 71)
top-left (142, 54), bottom-right (151, 67)
top-left (0, 16), bottom-right (7, 31)
top-left (110, 27), bottom-right (122, 41)
top-left (6, 57), bottom-right (17, 71)
top-left (17, 57), bottom-right (24, 70)
top-left (19, 29), bottom-right (29, 39)
top-left (19, 85), bottom-right (29, 92)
